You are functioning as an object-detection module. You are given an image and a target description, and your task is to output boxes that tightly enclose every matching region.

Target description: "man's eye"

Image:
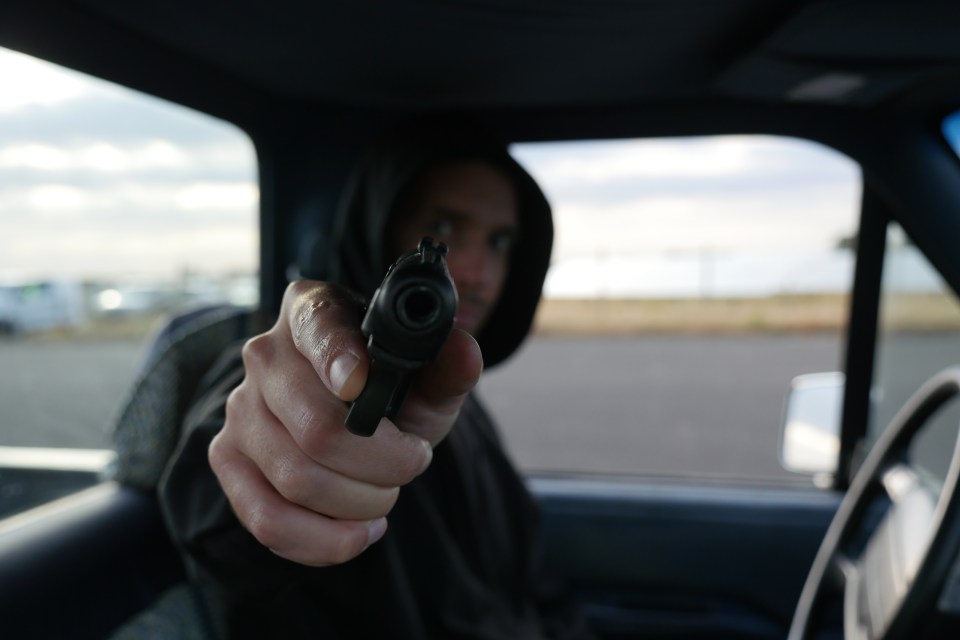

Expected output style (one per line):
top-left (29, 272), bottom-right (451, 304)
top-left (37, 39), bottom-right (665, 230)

top-left (428, 219), bottom-right (453, 238)
top-left (490, 232), bottom-right (515, 255)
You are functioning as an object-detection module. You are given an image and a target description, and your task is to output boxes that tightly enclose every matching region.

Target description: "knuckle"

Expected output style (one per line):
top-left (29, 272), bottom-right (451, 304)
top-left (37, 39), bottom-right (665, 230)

top-left (223, 384), bottom-right (247, 421)
top-left (391, 458), bottom-right (423, 486)
top-left (377, 457), bottom-right (422, 488)
top-left (378, 487), bottom-right (401, 513)
top-left (294, 283), bottom-right (363, 330)
top-left (244, 504), bottom-right (282, 550)
top-left (271, 456), bottom-right (312, 505)
top-left (282, 280), bottom-right (321, 316)
top-left (295, 409), bottom-right (337, 454)
top-left (326, 526), bottom-right (369, 565)
top-left (286, 278), bottom-right (323, 301)
top-left (394, 439), bottom-right (430, 484)
top-left (241, 333), bottom-right (274, 370)
top-left (207, 432), bottom-right (228, 474)
top-left (343, 487), bottom-right (399, 522)
top-left (247, 508), bottom-right (367, 567)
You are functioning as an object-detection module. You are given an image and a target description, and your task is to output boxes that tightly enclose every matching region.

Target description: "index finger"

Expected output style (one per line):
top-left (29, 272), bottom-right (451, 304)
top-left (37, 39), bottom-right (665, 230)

top-left (282, 279), bottom-right (370, 402)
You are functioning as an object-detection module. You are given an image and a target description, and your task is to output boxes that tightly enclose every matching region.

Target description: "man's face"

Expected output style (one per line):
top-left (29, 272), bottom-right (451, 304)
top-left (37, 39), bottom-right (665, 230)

top-left (391, 160), bottom-right (518, 335)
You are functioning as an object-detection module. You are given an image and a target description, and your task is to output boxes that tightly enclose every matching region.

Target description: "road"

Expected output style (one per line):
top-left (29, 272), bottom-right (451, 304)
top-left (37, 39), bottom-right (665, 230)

top-left (480, 333), bottom-right (841, 483)
top-left (0, 332), bottom-right (843, 484)
top-left (0, 338), bottom-right (148, 449)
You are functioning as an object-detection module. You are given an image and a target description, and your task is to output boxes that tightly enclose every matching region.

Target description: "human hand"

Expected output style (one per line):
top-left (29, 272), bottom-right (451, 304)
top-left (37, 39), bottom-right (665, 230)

top-left (208, 279), bottom-right (483, 566)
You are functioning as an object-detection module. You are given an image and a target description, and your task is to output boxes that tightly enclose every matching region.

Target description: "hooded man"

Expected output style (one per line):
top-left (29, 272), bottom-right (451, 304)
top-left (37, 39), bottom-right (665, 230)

top-left (159, 118), bottom-right (593, 639)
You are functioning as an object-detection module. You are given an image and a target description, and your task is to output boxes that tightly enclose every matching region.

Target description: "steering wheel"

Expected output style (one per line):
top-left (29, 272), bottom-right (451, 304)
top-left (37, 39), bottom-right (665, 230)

top-left (788, 368), bottom-right (960, 640)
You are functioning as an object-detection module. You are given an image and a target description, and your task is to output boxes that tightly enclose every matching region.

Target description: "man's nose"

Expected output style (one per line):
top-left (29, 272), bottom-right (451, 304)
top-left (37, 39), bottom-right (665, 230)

top-left (449, 245), bottom-right (493, 287)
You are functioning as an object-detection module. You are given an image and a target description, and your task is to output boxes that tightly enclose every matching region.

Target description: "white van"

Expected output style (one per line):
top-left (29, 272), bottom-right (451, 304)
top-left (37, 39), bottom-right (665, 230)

top-left (0, 280), bottom-right (86, 335)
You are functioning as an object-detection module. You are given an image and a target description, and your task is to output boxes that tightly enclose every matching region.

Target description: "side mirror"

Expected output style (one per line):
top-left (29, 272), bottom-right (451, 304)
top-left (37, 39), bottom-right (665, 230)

top-left (780, 372), bottom-right (844, 482)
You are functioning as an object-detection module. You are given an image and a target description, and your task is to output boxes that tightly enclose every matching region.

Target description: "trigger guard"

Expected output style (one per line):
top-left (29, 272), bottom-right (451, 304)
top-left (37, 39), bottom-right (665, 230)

top-left (344, 357), bottom-right (411, 437)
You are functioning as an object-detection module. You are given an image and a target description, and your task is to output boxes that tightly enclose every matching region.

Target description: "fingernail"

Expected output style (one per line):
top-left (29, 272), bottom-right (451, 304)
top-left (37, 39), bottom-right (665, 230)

top-left (329, 352), bottom-right (359, 395)
top-left (366, 517), bottom-right (388, 548)
top-left (418, 439), bottom-right (433, 475)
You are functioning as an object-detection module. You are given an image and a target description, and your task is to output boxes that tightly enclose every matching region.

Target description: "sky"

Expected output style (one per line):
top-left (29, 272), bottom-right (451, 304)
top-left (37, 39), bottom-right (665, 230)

top-left (0, 46), bottom-right (865, 297)
top-left (0, 47), bottom-right (258, 283)
top-left (511, 136), bottom-right (860, 259)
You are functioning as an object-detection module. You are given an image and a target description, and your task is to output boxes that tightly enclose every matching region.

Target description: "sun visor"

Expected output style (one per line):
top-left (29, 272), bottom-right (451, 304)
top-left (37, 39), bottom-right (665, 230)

top-left (714, 0), bottom-right (960, 106)
top-left (715, 55), bottom-right (946, 106)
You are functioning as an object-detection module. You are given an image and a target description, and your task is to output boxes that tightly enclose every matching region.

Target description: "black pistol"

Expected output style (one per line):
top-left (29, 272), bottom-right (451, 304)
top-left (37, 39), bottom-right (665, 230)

top-left (345, 237), bottom-right (458, 436)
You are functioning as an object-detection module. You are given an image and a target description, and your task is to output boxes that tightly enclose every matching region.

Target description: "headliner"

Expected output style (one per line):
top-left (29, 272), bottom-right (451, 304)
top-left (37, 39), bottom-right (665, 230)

top-left (2, 0), bottom-right (960, 131)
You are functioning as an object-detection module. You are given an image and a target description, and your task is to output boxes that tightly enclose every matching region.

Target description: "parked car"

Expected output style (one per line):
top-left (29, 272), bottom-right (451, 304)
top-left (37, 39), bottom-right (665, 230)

top-left (0, 280), bottom-right (85, 335)
top-left (2, 1), bottom-right (960, 638)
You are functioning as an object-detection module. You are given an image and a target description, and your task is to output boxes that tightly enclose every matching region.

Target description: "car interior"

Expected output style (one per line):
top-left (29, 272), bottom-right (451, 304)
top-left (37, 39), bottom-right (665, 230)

top-left (3, 0), bottom-right (960, 638)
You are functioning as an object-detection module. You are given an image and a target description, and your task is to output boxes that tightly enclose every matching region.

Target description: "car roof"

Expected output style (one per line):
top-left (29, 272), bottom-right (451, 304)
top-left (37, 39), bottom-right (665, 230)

top-left (4, 0), bottom-right (960, 310)
top-left (2, 0), bottom-right (960, 141)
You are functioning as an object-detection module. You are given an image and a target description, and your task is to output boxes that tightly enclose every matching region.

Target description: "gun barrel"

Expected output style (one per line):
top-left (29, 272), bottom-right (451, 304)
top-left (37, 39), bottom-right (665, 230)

top-left (345, 237), bottom-right (457, 436)
top-left (396, 284), bottom-right (444, 331)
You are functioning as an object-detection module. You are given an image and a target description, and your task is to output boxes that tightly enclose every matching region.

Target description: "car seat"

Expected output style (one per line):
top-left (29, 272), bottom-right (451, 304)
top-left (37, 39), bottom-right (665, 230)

top-left (107, 304), bottom-right (257, 639)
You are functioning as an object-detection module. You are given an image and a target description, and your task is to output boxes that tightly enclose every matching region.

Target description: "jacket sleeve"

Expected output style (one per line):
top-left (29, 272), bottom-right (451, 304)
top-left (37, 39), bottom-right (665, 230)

top-left (157, 343), bottom-right (341, 638)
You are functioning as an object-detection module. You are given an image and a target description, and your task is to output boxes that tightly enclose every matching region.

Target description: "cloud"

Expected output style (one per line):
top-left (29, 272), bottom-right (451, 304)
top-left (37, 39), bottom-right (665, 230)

top-left (23, 184), bottom-right (90, 211)
top-left (0, 140), bottom-right (250, 183)
top-left (0, 49), bottom-right (246, 146)
top-left (511, 136), bottom-right (862, 259)
top-left (0, 94), bottom-right (250, 150)
top-left (0, 49), bottom-right (88, 112)
top-left (174, 183), bottom-right (260, 211)
top-left (514, 137), bottom-right (754, 183)
top-left (2, 225), bottom-right (258, 281)
top-left (513, 135), bottom-right (854, 182)
top-left (0, 46), bottom-right (260, 281)
top-left (1, 45), bottom-right (865, 294)
top-left (546, 179), bottom-right (860, 259)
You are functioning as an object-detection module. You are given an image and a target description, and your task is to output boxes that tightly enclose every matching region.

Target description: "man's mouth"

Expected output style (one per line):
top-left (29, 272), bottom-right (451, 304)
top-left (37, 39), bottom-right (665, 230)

top-left (455, 294), bottom-right (488, 332)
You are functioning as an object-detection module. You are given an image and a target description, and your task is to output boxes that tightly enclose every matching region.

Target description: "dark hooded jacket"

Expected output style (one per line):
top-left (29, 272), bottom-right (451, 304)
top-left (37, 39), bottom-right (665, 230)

top-left (158, 118), bottom-right (593, 639)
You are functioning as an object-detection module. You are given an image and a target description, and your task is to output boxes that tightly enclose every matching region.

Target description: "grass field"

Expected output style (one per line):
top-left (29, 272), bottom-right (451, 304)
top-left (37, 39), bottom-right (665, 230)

top-left (13, 292), bottom-right (960, 342)
top-left (533, 294), bottom-right (850, 335)
top-left (533, 292), bottom-right (960, 335)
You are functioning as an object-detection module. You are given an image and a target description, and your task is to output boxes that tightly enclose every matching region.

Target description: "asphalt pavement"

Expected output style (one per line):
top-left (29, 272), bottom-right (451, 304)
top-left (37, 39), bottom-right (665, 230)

top-left (1, 332), bottom-right (842, 485)
top-left (480, 333), bottom-right (842, 483)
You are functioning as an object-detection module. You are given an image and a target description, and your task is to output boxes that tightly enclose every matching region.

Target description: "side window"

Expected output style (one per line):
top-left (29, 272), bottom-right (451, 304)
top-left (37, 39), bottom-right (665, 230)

top-left (480, 136), bottom-right (861, 484)
top-left (0, 48), bottom-right (257, 515)
top-left (944, 110), bottom-right (960, 157)
top-left (870, 110), bottom-right (960, 485)
top-left (871, 223), bottom-right (960, 484)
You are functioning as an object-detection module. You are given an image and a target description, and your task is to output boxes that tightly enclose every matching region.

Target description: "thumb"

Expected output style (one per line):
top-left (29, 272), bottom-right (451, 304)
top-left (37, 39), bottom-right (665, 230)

top-left (393, 329), bottom-right (483, 446)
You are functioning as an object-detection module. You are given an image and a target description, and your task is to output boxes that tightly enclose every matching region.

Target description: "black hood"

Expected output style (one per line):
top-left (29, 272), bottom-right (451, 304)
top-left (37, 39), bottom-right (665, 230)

top-left (328, 117), bottom-right (553, 369)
